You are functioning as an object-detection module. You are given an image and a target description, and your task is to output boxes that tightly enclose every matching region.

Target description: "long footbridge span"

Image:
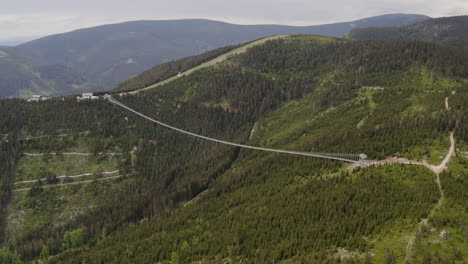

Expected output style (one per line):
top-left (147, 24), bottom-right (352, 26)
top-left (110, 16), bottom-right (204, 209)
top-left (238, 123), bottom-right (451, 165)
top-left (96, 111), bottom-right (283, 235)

top-left (106, 95), bottom-right (367, 164)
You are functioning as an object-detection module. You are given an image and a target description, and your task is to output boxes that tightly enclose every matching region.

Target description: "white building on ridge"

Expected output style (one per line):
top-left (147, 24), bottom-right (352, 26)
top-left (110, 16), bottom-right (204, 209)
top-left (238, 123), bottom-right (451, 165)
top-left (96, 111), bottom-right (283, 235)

top-left (28, 95), bottom-right (49, 102)
top-left (81, 93), bottom-right (97, 99)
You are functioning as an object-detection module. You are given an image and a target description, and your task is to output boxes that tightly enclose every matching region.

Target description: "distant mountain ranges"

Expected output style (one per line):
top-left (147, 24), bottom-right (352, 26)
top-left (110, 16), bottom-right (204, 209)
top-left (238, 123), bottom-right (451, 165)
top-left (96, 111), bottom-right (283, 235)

top-left (347, 16), bottom-right (468, 49)
top-left (4, 14), bottom-right (467, 99)
top-left (0, 14), bottom-right (431, 98)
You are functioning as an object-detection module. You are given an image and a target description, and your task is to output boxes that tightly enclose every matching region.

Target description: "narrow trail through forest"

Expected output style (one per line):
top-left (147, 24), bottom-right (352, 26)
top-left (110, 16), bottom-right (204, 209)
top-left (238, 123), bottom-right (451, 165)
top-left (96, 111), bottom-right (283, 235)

top-left (13, 170), bottom-right (120, 185)
top-left (13, 174), bottom-right (127, 192)
top-left (404, 95), bottom-right (453, 263)
top-left (21, 131), bottom-right (90, 141)
top-left (22, 152), bottom-right (121, 156)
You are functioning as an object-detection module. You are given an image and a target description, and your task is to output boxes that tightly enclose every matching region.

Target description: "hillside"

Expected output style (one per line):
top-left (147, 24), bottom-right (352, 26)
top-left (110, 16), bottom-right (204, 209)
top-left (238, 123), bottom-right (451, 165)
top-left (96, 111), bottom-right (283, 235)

top-left (0, 35), bottom-right (466, 263)
top-left (347, 16), bottom-right (468, 49)
top-left (1, 14), bottom-right (428, 98)
top-left (112, 44), bottom-right (243, 93)
top-left (0, 48), bottom-right (100, 98)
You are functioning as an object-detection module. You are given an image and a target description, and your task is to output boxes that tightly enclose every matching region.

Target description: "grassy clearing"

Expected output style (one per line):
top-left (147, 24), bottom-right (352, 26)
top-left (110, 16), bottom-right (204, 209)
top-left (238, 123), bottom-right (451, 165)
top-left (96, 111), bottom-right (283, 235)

top-left (356, 87), bottom-right (378, 128)
top-left (13, 171), bottom-right (121, 190)
top-left (202, 97), bottom-right (230, 109)
top-left (408, 156), bottom-right (468, 264)
top-left (402, 134), bottom-right (451, 164)
top-left (370, 220), bottom-right (420, 264)
top-left (6, 177), bottom-right (133, 245)
top-left (412, 202), bottom-right (467, 263)
top-left (62, 136), bottom-right (95, 153)
top-left (5, 132), bottom-right (130, 258)
top-left (14, 154), bottom-right (120, 182)
top-left (447, 156), bottom-right (468, 176)
top-left (21, 135), bottom-right (123, 154)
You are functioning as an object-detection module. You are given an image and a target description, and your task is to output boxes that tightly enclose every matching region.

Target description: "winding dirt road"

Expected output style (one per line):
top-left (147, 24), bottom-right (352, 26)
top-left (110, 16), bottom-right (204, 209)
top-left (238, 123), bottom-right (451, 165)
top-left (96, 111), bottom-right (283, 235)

top-left (431, 132), bottom-right (455, 174)
top-left (367, 131), bottom-right (454, 174)
top-left (404, 95), bottom-right (454, 263)
top-left (350, 94), bottom-right (456, 263)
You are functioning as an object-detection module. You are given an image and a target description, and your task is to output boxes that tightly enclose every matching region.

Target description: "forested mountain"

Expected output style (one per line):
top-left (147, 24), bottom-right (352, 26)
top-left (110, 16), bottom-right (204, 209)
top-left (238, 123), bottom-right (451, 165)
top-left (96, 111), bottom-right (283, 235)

top-left (0, 48), bottom-right (100, 98)
top-left (113, 44), bottom-right (242, 93)
top-left (0, 34), bottom-right (466, 263)
top-left (347, 16), bottom-right (468, 49)
top-left (0, 14), bottom-right (428, 98)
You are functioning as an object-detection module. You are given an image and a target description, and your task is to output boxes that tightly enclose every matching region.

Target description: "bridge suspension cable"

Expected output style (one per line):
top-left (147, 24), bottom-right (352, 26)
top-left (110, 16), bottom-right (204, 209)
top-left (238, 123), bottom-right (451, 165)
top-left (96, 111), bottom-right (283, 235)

top-left (105, 95), bottom-right (367, 164)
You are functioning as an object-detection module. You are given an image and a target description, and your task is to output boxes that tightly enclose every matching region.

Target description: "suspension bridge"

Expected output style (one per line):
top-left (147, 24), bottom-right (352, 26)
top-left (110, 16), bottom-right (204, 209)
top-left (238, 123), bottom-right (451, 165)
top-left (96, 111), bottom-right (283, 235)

top-left (105, 95), bottom-right (368, 164)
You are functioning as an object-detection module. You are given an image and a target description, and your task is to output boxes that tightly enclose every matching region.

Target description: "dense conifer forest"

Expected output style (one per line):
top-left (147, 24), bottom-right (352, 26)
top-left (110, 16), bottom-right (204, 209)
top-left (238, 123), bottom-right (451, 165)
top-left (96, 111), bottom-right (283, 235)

top-left (113, 45), bottom-right (241, 93)
top-left (0, 35), bottom-right (466, 263)
top-left (0, 100), bottom-right (22, 234)
top-left (347, 16), bottom-right (468, 50)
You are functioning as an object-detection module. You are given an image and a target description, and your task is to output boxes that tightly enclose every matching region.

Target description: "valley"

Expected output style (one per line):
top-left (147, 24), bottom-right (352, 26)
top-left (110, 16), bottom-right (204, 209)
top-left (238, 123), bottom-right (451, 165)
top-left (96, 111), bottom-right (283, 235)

top-left (0, 14), bottom-right (430, 99)
top-left (0, 26), bottom-right (466, 264)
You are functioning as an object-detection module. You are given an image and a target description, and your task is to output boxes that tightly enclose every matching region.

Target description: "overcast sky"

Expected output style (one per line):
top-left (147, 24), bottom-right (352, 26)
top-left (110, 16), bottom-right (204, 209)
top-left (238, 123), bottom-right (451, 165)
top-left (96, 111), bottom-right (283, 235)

top-left (1, 0), bottom-right (467, 40)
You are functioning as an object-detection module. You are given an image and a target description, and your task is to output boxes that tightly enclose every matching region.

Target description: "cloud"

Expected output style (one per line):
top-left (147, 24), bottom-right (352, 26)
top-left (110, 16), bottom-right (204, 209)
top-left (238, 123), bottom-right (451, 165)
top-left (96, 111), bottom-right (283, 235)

top-left (0, 15), bottom-right (19, 23)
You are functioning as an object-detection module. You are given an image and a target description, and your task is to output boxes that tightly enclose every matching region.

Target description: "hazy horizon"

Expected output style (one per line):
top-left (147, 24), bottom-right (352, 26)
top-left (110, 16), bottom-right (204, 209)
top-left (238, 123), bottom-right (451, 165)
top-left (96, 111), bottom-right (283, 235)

top-left (1, 0), bottom-right (467, 42)
top-left (0, 13), bottom-right (430, 46)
